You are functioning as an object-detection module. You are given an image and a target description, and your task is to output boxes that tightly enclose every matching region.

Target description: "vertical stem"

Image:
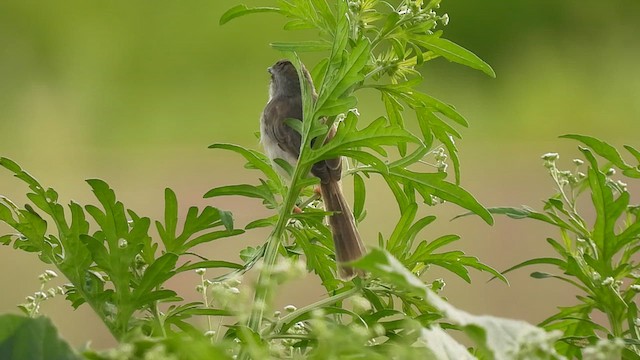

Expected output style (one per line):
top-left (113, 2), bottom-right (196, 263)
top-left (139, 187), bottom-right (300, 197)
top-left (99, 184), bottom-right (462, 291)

top-left (246, 166), bottom-right (307, 333)
top-left (606, 309), bottom-right (623, 338)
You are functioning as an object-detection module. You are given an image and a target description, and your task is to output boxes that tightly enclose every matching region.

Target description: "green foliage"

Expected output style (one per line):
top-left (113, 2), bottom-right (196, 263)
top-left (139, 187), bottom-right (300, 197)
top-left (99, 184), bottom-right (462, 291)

top-left (1, 1), bottom-right (633, 359)
top-left (0, 158), bottom-right (244, 340)
top-left (0, 314), bottom-right (79, 360)
top-left (481, 135), bottom-right (640, 358)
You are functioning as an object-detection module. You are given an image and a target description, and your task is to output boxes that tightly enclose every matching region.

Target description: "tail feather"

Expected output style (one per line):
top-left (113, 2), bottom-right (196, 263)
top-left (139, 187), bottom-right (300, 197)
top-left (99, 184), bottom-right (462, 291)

top-left (319, 180), bottom-right (365, 280)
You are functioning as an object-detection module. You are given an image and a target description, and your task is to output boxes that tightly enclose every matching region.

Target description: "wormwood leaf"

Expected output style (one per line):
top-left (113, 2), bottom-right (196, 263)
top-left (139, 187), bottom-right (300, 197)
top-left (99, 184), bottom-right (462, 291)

top-left (413, 92), bottom-right (469, 127)
top-left (353, 249), bottom-right (563, 360)
top-left (177, 260), bottom-right (244, 273)
top-left (0, 315), bottom-right (79, 360)
top-left (421, 110), bottom-right (462, 183)
top-left (386, 202), bottom-right (418, 256)
top-left (315, 96), bottom-right (358, 118)
top-left (385, 168), bottom-right (493, 224)
top-left (382, 92), bottom-right (407, 156)
top-left (580, 147), bottom-right (619, 259)
top-left (316, 39), bottom-right (370, 112)
top-left (352, 173), bottom-right (366, 222)
top-left (500, 257), bottom-right (568, 276)
top-left (412, 34), bottom-right (496, 78)
top-left (561, 134), bottom-right (640, 177)
top-left (219, 5), bottom-right (281, 25)
top-left (245, 216), bottom-right (277, 229)
top-left (180, 229), bottom-right (245, 253)
top-left (407, 235), bottom-right (460, 264)
top-left (307, 113), bottom-right (419, 164)
top-left (208, 143), bottom-right (281, 187)
top-left (624, 144), bottom-right (640, 163)
top-left (270, 40), bottom-right (332, 52)
top-left (204, 184), bottom-right (277, 208)
top-left (157, 188), bottom-right (178, 247)
top-left (454, 206), bottom-right (572, 230)
top-left (133, 253), bottom-right (178, 305)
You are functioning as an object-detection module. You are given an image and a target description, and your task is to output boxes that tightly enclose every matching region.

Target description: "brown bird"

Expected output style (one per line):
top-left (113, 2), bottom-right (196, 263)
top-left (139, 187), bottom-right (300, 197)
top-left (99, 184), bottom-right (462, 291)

top-left (260, 59), bottom-right (365, 280)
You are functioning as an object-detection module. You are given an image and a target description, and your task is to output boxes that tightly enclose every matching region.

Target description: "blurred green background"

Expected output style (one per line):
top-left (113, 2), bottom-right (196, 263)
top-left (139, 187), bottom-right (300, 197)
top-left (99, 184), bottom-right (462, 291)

top-left (1, 0), bottom-right (639, 349)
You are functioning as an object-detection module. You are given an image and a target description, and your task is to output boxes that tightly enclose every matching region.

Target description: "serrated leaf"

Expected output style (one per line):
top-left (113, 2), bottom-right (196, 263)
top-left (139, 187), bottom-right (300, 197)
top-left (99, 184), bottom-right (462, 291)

top-left (307, 114), bottom-right (419, 164)
top-left (133, 253), bottom-right (178, 304)
top-left (180, 229), bottom-right (244, 253)
top-left (561, 134), bottom-right (635, 172)
top-left (160, 188), bottom-right (178, 245)
top-left (177, 260), bottom-right (244, 273)
top-left (500, 257), bottom-right (567, 277)
top-left (270, 40), bottom-right (332, 52)
top-left (204, 184), bottom-right (276, 206)
top-left (381, 92), bottom-right (407, 156)
top-left (245, 216), bottom-right (277, 229)
top-left (219, 5), bottom-right (281, 25)
top-left (208, 143), bottom-right (281, 186)
top-left (352, 173), bottom-right (366, 222)
top-left (315, 96), bottom-right (358, 117)
top-left (387, 203), bottom-right (418, 255)
top-left (388, 168), bottom-right (492, 224)
top-left (413, 35), bottom-right (495, 78)
top-left (0, 315), bottom-right (79, 360)
top-left (624, 144), bottom-right (640, 163)
top-left (316, 39), bottom-right (370, 111)
top-left (181, 308), bottom-right (233, 317)
top-left (136, 289), bottom-right (178, 305)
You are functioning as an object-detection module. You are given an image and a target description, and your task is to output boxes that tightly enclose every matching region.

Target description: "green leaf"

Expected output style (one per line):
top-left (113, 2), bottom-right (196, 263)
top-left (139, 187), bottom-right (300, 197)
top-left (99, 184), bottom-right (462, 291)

top-left (381, 92), bottom-right (407, 156)
top-left (133, 253), bottom-right (178, 305)
top-left (245, 216), bottom-right (277, 229)
top-left (177, 260), bottom-right (244, 273)
top-left (180, 308), bottom-right (233, 317)
top-left (204, 184), bottom-right (276, 206)
top-left (270, 40), bottom-right (332, 52)
top-left (579, 147), bottom-right (624, 260)
top-left (561, 134), bottom-right (637, 173)
top-left (208, 143), bottom-right (281, 186)
top-left (181, 229), bottom-right (244, 253)
top-left (316, 39), bottom-right (370, 111)
top-left (307, 114), bottom-right (419, 164)
top-left (0, 315), bottom-right (79, 360)
top-left (386, 203), bottom-right (418, 255)
top-left (352, 173), bottom-right (366, 222)
top-left (623, 144), bottom-right (640, 163)
top-left (290, 227), bottom-right (340, 291)
top-left (419, 325), bottom-right (475, 359)
top-left (388, 168), bottom-right (493, 224)
top-left (136, 289), bottom-right (178, 305)
top-left (413, 35), bottom-right (496, 78)
top-left (501, 257), bottom-right (567, 276)
top-left (315, 96), bottom-right (358, 118)
top-left (219, 5), bottom-right (281, 25)
top-left (159, 188), bottom-right (178, 246)
top-left (424, 110), bottom-right (462, 183)
top-left (413, 92), bottom-right (468, 127)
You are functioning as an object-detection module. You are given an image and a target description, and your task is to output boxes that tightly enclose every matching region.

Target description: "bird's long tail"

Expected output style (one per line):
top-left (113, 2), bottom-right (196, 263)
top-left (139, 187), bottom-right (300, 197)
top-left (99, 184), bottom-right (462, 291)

top-left (319, 180), bottom-right (365, 280)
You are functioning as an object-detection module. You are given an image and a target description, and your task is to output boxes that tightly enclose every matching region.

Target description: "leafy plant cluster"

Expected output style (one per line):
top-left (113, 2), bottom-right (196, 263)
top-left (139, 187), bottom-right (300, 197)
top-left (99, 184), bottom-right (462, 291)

top-left (481, 135), bottom-right (640, 359)
top-left (0, 0), bottom-right (636, 359)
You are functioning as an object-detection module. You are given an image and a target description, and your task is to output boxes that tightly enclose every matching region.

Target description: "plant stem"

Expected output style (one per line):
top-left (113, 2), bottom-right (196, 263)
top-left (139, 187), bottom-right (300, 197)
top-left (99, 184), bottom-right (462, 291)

top-left (267, 284), bottom-right (361, 335)
top-left (246, 165), bottom-right (308, 333)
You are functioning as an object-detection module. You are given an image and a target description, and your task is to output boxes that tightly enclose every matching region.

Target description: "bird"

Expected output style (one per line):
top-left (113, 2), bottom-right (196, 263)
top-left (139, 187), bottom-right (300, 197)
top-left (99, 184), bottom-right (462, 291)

top-left (260, 59), bottom-right (365, 280)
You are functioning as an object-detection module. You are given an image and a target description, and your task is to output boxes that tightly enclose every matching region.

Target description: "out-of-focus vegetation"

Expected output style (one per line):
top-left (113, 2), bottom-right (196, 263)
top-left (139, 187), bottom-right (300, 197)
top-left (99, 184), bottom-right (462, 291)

top-left (1, 0), bottom-right (639, 349)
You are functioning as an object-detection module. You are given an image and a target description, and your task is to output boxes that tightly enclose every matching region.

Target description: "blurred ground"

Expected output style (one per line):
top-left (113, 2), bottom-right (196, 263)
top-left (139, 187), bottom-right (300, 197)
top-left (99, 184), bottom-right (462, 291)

top-left (1, 0), bottom-right (639, 349)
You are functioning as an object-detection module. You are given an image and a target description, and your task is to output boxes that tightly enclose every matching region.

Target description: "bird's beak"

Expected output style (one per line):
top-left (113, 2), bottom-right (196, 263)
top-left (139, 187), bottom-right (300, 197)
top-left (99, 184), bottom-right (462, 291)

top-left (267, 67), bottom-right (273, 74)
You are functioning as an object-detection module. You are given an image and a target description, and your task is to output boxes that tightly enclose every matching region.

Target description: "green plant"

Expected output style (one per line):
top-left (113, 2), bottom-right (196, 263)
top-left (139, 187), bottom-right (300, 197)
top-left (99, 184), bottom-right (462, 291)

top-left (0, 1), bottom-right (632, 359)
top-left (476, 135), bottom-right (640, 358)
